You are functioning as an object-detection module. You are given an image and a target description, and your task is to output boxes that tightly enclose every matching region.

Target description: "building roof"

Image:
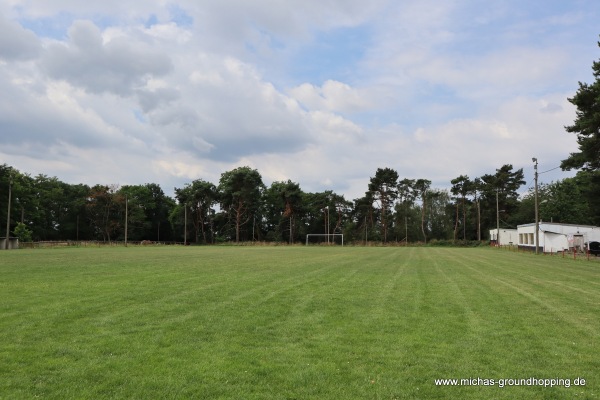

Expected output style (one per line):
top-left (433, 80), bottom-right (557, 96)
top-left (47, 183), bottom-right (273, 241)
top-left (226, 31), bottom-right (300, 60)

top-left (517, 222), bottom-right (598, 229)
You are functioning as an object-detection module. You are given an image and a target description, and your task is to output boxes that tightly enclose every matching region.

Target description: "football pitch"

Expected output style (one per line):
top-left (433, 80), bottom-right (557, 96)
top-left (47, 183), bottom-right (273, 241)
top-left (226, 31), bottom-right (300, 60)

top-left (1, 246), bottom-right (598, 399)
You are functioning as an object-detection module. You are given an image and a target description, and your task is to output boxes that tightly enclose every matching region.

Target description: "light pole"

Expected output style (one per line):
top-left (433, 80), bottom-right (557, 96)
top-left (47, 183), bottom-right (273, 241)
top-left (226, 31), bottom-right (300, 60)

top-left (533, 158), bottom-right (539, 254)
top-left (477, 198), bottom-right (481, 242)
top-left (323, 206), bottom-right (329, 244)
top-left (5, 175), bottom-right (12, 250)
top-left (124, 195), bottom-right (128, 247)
top-left (496, 188), bottom-right (500, 246)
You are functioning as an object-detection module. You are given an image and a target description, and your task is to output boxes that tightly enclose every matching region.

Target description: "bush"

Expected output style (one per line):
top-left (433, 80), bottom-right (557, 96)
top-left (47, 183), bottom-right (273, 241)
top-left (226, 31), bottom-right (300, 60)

top-left (13, 222), bottom-right (33, 242)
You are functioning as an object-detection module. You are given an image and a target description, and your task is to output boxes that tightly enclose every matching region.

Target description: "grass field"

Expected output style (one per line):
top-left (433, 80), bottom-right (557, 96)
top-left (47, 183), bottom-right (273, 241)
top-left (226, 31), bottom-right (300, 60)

top-left (0, 246), bottom-right (598, 399)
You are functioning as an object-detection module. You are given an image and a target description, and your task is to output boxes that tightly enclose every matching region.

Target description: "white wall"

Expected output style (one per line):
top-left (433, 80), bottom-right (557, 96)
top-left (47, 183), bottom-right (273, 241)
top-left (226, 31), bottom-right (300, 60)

top-left (517, 223), bottom-right (600, 252)
top-left (489, 229), bottom-right (518, 246)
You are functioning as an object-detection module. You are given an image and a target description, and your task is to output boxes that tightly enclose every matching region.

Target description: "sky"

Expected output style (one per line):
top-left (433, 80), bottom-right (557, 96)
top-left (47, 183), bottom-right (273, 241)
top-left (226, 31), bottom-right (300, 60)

top-left (1, 0), bottom-right (599, 201)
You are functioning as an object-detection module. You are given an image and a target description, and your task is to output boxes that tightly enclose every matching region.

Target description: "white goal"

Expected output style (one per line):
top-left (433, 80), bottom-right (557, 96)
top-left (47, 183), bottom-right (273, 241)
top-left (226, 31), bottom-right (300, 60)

top-left (305, 234), bottom-right (344, 246)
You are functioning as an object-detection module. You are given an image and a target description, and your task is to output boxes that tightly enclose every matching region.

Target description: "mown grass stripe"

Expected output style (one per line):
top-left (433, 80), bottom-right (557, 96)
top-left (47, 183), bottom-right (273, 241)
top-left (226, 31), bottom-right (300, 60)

top-left (0, 246), bottom-right (598, 399)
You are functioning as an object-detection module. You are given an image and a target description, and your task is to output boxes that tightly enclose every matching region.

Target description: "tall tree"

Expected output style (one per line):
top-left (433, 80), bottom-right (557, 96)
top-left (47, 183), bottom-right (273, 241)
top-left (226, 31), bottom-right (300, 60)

top-left (144, 183), bottom-right (175, 242)
top-left (32, 174), bottom-right (67, 240)
top-left (396, 178), bottom-right (416, 243)
top-left (368, 168), bottom-right (399, 242)
top-left (175, 180), bottom-right (217, 243)
top-left (218, 167), bottom-right (264, 243)
top-left (352, 193), bottom-right (376, 243)
top-left (86, 184), bottom-right (124, 242)
top-left (560, 40), bottom-right (600, 223)
top-left (302, 190), bottom-right (348, 241)
top-left (561, 39), bottom-right (600, 172)
top-left (479, 165), bottom-right (525, 235)
top-left (330, 192), bottom-right (352, 236)
top-left (61, 183), bottom-right (91, 241)
top-left (450, 175), bottom-right (472, 241)
top-left (264, 180), bottom-right (304, 243)
top-left (414, 179), bottom-right (431, 243)
top-left (538, 174), bottom-right (592, 225)
top-left (118, 185), bottom-right (149, 241)
top-left (470, 178), bottom-right (483, 241)
top-left (426, 189), bottom-right (453, 241)
top-left (0, 165), bottom-right (18, 240)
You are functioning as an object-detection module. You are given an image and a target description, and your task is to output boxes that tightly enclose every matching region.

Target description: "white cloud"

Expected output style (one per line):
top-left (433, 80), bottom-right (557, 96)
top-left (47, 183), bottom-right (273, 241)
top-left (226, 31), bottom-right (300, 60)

top-left (0, 0), bottom-right (596, 201)
top-left (290, 80), bottom-right (372, 113)
top-left (0, 14), bottom-right (41, 60)
top-left (40, 20), bottom-right (173, 96)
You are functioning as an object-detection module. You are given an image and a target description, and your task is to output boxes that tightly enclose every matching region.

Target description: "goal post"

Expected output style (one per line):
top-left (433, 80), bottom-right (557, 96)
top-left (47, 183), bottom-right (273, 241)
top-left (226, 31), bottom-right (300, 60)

top-left (305, 234), bottom-right (344, 246)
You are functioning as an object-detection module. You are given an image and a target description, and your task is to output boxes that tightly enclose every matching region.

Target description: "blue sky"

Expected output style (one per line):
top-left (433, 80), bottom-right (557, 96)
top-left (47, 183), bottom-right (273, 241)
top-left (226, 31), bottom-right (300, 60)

top-left (1, 1), bottom-right (599, 199)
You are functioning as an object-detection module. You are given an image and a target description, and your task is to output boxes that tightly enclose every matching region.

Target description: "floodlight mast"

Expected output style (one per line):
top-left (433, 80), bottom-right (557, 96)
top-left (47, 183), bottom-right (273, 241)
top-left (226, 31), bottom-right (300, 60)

top-left (5, 175), bottom-right (12, 250)
top-left (124, 195), bottom-right (128, 247)
top-left (496, 188), bottom-right (500, 247)
top-left (533, 158), bottom-right (539, 254)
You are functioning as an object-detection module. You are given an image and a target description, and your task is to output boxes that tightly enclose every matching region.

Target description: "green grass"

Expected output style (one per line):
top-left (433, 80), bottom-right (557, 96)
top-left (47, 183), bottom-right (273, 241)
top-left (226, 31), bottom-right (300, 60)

top-left (0, 246), bottom-right (598, 399)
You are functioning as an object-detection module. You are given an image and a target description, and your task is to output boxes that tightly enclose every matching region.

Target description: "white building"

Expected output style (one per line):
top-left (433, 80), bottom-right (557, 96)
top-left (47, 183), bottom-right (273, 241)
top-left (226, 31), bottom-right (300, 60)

top-left (517, 222), bottom-right (600, 253)
top-left (489, 228), bottom-right (518, 246)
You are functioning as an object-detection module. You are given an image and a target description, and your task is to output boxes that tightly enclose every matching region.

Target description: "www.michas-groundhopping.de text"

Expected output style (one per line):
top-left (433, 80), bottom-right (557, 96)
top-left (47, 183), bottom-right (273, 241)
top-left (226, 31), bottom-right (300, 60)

top-left (434, 377), bottom-right (586, 388)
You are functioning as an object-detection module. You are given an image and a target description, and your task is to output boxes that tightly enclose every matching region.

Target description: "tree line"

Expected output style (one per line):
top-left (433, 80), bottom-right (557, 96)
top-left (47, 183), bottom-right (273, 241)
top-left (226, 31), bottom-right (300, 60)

top-left (1, 163), bottom-right (598, 244)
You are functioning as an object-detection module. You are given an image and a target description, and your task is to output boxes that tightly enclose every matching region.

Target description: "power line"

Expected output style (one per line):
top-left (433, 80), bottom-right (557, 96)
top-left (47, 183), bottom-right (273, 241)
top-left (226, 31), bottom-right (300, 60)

top-left (539, 166), bottom-right (561, 175)
top-left (522, 165), bottom-right (564, 187)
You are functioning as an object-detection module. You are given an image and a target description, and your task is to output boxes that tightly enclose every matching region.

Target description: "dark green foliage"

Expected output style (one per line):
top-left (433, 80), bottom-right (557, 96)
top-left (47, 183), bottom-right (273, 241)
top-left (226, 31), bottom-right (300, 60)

top-left (450, 175), bottom-right (472, 241)
top-left (174, 180), bottom-right (217, 243)
top-left (560, 41), bottom-right (600, 223)
top-left (218, 166), bottom-right (264, 242)
top-left (1, 158), bottom-right (597, 246)
top-left (561, 40), bottom-right (600, 172)
top-left (13, 222), bottom-right (32, 242)
top-left (263, 180), bottom-right (304, 243)
top-left (528, 171), bottom-right (600, 226)
top-left (479, 164), bottom-right (525, 234)
top-left (414, 179), bottom-right (432, 243)
top-left (368, 167), bottom-right (399, 242)
top-left (302, 190), bottom-right (351, 241)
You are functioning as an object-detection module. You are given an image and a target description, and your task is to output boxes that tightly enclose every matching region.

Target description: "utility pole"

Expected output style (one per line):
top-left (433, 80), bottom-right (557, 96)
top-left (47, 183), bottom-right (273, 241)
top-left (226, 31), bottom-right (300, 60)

top-left (327, 206), bottom-right (330, 243)
top-left (5, 175), bottom-right (12, 250)
top-left (124, 195), bottom-right (128, 247)
top-left (184, 205), bottom-right (187, 245)
top-left (477, 198), bottom-right (481, 242)
top-left (496, 188), bottom-right (500, 247)
top-left (533, 158), bottom-right (539, 254)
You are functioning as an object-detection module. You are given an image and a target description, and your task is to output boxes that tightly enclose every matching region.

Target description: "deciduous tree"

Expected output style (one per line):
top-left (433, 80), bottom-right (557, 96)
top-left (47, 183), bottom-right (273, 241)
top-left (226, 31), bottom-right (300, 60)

top-left (218, 167), bottom-right (264, 243)
top-left (264, 180), bottom-right (303, 243)
top-left (450, 175), bottom-right (472, 241)
top-left (414, 179), bottom-right (431, 243)
top-left (368, 168), bottom-right (399, 242)
top-left (175, 180), bottom-right (217, 243)
top-left (480, 165), bottom-right (525, 234)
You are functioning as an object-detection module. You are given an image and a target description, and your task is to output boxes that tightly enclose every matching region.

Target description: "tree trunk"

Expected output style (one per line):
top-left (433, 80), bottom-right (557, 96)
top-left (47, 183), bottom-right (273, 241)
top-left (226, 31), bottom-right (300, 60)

top-left (454, 202), bottom-right (459, 241)
top-left (382, 198), bottom-right (387, 242)
top-left (421, 197), bottom-right (427, 244)
top-left (235, 199), bottom-right (244, 243)
top-left (462, 197), bottom-right (467, 240)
